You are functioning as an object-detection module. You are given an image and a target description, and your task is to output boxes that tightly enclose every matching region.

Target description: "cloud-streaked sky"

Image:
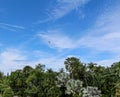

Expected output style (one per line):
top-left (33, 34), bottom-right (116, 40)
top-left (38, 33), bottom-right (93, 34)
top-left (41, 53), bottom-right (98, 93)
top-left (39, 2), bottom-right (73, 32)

top-left (0, 0), bottom-right (120, 74)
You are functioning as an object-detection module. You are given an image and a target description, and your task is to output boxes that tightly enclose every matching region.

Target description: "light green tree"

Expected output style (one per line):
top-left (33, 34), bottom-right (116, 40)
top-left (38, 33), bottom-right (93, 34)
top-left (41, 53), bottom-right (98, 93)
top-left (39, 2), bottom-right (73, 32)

top-left (3, 87), bottom-right (14, 97)
top-left (66, 79), bottom-right (83, 97)
top-left (83, 86), bottom-right (101, 97)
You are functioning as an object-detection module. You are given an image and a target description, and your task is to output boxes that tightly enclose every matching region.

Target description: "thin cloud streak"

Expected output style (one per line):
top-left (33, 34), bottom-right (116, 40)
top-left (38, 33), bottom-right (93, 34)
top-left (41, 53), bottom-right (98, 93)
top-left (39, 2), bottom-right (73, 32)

top-left (37, 0), bottom-right (90, 23)
top-left (0, 22), bottom-right (25, 31)
top-left (50, 0), bottom-right (90, 19)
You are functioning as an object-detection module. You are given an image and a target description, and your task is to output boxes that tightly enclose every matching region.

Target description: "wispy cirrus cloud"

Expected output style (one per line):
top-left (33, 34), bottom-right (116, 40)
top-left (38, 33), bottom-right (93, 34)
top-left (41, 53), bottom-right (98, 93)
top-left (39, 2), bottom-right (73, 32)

top-left (74, 2), bottom-right (120, 66)
top-left (37, 0), bottom-right (90, 23)
top-left (38, 3), bottom-right (120, 58)
top-left (50, 0), bottom-right (90, 19)
top-left (38, 30), bottom-right (77, 49)
top-left (0, 22), bottom-right (25, 31)
top-left (79, 4), bottom-right (120, 53)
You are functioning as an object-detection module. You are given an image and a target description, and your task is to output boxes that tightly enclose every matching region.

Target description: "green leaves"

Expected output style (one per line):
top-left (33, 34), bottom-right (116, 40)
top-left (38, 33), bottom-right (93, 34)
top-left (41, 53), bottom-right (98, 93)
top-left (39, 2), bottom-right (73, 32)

top-left (0, 57), bottom-right (120, 97)
top-left (2, 87), bottom-right (14, 97)
top-left (83, 86), bottom-right (101, 97)
top-left (66, 79), bottom-right (83, 96)
top-left (56, 72), bottom-right (70, 87)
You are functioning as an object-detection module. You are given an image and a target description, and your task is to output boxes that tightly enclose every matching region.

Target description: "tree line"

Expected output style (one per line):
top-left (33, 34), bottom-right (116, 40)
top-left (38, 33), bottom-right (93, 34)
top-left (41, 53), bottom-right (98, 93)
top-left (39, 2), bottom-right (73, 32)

top-left (0, 57), bottom-right (120, 97)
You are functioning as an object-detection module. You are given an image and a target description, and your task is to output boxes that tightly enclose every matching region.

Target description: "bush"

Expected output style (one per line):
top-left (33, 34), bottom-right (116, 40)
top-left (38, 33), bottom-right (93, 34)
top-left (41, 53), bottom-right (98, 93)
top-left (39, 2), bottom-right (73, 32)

top-left (3, 87), bottom-right (14, 97)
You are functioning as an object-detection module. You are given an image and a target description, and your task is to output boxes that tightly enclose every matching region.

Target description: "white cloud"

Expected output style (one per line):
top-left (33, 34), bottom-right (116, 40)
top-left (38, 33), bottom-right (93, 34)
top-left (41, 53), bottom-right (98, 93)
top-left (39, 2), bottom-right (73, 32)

top-left (95, 6), bottom-right (120, 34)
top-left (77, 4), bottom-right (120, 53)
top-left (52, 0), bottom-right (90, 19)
top-left (38, 29), bottom-right (120, 53)
top-left (38, 28), bottom-right (120, 53)
top-left (0, 48), bottom-right (66, 74)
top-left (38, 30), bottom-right (78, 49)
top-left (38, 3), bottom-right (120, 53)
top-left (38, 4), bottom-right (120, 67)
top-left (35, 57), bottom-right (65, 71)
top-left (0, 22), bottom-right (25, 31)
top-left (73, 3), bottom-right (120, 66)
top-left (95, 56), bottom-right (120, 67)
top-left (79, 32), bottom-right (120, 52)
top-left (0, 48), bottom-right (27, 74)
top-left (38, 0), bottom-right (90, 23)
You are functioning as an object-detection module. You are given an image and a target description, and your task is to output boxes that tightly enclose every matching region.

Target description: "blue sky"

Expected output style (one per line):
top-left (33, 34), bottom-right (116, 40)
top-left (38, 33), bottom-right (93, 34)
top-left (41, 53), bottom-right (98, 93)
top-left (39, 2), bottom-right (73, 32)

top-left (0, 0), bottom-right (120, 74)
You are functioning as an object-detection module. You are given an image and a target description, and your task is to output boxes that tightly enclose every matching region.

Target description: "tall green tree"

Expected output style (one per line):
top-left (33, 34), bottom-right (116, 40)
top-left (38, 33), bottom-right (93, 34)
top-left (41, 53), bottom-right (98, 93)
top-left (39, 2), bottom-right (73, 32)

top-left (9, 70), bottom-right (25, 96)
top-left (64, 57), bottom-right (86, 80)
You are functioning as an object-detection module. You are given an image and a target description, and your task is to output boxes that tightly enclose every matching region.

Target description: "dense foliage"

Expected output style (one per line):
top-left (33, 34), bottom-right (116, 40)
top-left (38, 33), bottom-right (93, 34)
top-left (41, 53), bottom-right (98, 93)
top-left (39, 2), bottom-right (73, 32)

top-left (0, 57), bottom-right (120, 97)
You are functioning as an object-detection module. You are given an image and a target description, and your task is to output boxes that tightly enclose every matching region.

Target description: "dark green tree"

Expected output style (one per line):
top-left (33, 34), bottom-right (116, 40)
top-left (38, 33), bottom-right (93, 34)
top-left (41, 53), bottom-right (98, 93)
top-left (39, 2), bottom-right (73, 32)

top-left (64, 57), bottom-right (85, 80)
